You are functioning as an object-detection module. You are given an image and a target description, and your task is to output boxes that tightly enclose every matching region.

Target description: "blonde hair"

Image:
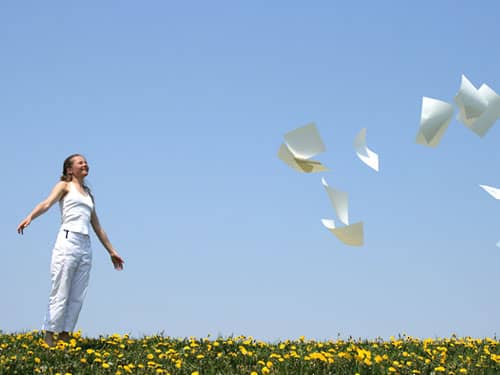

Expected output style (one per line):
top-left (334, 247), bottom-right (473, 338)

top-left (60, 153), bottom-right (82, 182)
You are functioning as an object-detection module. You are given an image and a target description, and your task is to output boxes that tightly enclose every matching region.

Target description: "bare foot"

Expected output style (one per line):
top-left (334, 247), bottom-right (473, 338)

top-left (44, 331), bottom-right (55, 347)
top-left (59, 331), bottom-right (71, 343)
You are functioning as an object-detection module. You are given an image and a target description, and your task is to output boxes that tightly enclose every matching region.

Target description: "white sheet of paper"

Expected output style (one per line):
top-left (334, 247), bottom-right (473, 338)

top-left (321, 219), bottom-right (364, 246)
top-left (496, 241), bottom-right (500, 248)
top-left (416, 97), bottom-right (454, 147)
top-left (353, 128), bottom-right (379, 171)
top-left (454, 74), bottom-right (488, 124)
top-left (321, 178), bottom-right (349, 225)
top-left (278, 143), bottom-right (304, 172)
top-left (277, 143), bottom-right (328, 173)
top-left (479, 184), bottom-right (500, 199)
top-left (465, 84), bottom-right (500, 137)
top-left (283, 122), bottom-right (326, 160)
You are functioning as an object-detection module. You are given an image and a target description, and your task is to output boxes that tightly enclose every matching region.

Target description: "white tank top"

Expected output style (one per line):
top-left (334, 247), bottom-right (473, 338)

top-left (59, 181), bottom-right (94, 235)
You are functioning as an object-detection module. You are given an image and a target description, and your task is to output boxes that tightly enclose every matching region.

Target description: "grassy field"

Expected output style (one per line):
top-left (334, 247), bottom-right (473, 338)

top-left (0, 331), bottom-right (498, 374)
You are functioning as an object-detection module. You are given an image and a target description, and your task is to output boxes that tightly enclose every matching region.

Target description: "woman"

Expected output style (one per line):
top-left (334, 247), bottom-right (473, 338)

top-left (17, 154), bottom-right (124, 347)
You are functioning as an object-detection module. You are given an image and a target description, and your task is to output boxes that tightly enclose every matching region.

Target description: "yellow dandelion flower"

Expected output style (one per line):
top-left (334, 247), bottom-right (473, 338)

top-left (191, 372), bottom-right (199, 375)
top-left (434, 366), bottom-right (445, 372)
top-left (262, 367), bottom-right (270, 375)
top-left (34, 357), bottom-right (41, 364)
top-left (239, 346), bottom-right (248, 355)
top-left (102, 363), bottom-right (110, 369)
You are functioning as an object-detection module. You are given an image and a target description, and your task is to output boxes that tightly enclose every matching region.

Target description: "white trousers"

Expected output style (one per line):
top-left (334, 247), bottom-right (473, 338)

top-left (42, 229), bottom-right (92, 333)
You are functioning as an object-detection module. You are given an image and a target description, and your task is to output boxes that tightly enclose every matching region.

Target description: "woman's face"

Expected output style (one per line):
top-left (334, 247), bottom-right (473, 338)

top-left (69, 155), bottom-right (89, 179)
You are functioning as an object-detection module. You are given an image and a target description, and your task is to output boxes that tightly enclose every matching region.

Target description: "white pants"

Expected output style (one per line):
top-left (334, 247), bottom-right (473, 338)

top-left (42, 229), bottom-right (92, 333)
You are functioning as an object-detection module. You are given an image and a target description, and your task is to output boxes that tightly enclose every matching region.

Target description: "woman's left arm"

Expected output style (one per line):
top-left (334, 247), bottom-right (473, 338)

top-left (91, 209), bottom-right (125, 270)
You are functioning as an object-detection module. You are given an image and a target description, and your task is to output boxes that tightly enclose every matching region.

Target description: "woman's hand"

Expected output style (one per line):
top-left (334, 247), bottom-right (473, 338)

top-left (110, 251), bottom-right (125, 270)
top-left (17, 217), bottom-right (31, 234)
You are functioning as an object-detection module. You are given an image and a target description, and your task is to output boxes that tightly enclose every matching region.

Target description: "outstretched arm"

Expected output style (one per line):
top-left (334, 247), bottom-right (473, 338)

top-left (17, 181), bottom-right (68, 234)
top-left (91, 209), bottom-right (124, 270)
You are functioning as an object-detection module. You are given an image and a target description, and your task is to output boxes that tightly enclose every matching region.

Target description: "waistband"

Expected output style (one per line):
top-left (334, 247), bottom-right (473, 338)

top-left (60, 228), bottom-right (90, 238)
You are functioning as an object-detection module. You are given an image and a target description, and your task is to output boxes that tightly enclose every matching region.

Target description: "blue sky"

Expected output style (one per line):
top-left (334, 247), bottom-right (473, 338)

top-left (1, 1), bottom-right (499, 340)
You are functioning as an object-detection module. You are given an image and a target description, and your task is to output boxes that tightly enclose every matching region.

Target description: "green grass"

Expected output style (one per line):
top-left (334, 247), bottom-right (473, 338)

top-left (0, 331), bottom-right (499, 374)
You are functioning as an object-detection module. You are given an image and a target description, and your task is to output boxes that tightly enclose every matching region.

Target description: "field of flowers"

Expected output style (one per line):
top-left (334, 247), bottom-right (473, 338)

top-left (0, 331), bottom-right (498, 374)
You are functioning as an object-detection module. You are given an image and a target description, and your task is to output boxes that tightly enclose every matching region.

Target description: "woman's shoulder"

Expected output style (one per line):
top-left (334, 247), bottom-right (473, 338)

top-left (53, 180), bottom-right (71, 194)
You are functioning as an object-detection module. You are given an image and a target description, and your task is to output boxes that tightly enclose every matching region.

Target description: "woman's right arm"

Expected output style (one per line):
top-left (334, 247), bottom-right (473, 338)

top-left (17, 181), bottom-right (68, 234)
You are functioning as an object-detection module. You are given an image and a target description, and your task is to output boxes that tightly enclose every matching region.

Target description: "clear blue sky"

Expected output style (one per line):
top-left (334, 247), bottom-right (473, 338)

top-left (1, 1), bottom-right (499, 341)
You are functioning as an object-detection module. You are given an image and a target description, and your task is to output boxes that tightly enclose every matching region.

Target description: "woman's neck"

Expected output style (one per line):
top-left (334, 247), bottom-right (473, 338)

top-left (71, 177), bottom-right (85, 187)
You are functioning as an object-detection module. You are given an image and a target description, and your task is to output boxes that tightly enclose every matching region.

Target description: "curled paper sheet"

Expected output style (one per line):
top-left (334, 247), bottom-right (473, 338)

top-left (455, 74), bottom-right (488, 125)
top-left (284, 122), bottom-right (326, 160)
top-left (463, 84), bottom-right (500, 137)
top-left (353, 128), bottom-right (379, 171)
top-left (479, 184), bottom-right (500, 200)
top-left (321, 177), bottom-right (349, 225)
top-left (277, 143), bottom-right (327, 173)
top-left (455, 75), bottom-right (500, 137)
top-left (416, 97), bottom-right (454, 147)
top-left (321, 219), bottom-right (364, 247)
top-left (496, 241), bottom-right (500, 248)
top-left (278, 123), bottom-right (328, 173)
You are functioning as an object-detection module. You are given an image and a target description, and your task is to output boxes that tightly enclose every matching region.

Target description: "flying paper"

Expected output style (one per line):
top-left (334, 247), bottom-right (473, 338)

top-left (278, 123), bottom-right (328, 173)
top-left (284, 122), bottom-right (326, 159)
top-left (321, 177), bottom-right (349, 225)
top-left (321, 178), bottom-right (363, 246)
top-left (454, 74), bottom-right (488, 124)
top-left (416, 97), bottom-right (454, 147)
top-left (321, 219), bottom-right (364, 247)
top-left (479, 184), bottom-right (500, 200)
top-left (464, 84), bottom-right (500, 137)
top-left (454, 75), bottom-right (500, 137)
top-left (354, 128), bottom-right (379, 171)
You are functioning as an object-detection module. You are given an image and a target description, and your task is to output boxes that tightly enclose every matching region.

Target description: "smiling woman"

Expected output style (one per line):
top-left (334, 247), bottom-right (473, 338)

top-left (16, 154), bottom-right (125, 347)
